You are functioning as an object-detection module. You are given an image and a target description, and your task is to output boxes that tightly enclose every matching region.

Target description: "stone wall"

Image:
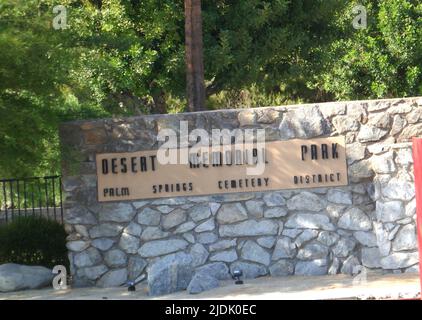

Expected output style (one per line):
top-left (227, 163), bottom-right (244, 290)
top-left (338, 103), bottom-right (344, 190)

top-left (60, 96), bottom-right (422, 290)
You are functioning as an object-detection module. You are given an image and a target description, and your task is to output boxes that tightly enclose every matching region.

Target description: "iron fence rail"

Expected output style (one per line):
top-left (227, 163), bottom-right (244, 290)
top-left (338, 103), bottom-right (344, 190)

top-left (0, 175), bottom-right (63, 224)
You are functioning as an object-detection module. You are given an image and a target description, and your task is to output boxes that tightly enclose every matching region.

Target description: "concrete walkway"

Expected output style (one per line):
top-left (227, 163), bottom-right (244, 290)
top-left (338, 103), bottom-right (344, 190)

top-left (0, 272), bottom-right (420, 300)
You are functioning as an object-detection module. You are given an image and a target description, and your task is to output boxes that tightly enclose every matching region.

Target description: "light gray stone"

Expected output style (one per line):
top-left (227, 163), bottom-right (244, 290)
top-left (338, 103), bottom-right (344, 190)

top-left (373, 222), bottom-right (391, 257)
top-left (368, 101), bottom-right (390, 112)
top-left (319, 102), bottom-right (346, 118)
top-left (347, 103), bottom-right (368, 122)
top-left (406, 108), bottom-right (422, 124)
top-left (357, 125), bottom-right (388, 142)
top-left (89, 223), bottom-right (124, 238)
top-left (189, 204), bottom-right (212, 222)
top-left (196, 232), bottom-right (218, 244)
top-left (119, 233), bottom-right (140, 254)
top-left (128, 256), bottom-right (147, 280)
top-left (341, 256), bottom-right (360, 275)
top-left (195, 218), bottom-right (215, 233)
top-left (141, 226), bottom-right (169, 241)
top-left (263, 193), bottom-right (286, 207)
top-left (376, 201), bottom-right (406, 222)
top-left (0, 264), bottom-right (54, 292)
top-left (196, 262), bottom-right (231, 280)
top-left (104, 249), bottom-right (127, 268)
top-left (91, 238), bottom-right (114, 251)
top-left (368, 112), bottom-right (390, 128)
top-left (74, 247), bottom-right (102, 268)
top-left (245, 200), bottom-right (264, 218)
top-left (99, 203), bottom-right (135, 222)
top-left (209, 249), bottom-right (237, 263)
top-left (295, 230), bottom-right (319, 248)
top-left (137, 208), bottom-right (161, 226)
top-left (138, 239), bottom-right (188, 258)
top-left (382, 177), bottom-right (415, 201)
top-left (348, 159), bottom-right (374, 182)
top-left (272, 237), bottom-right (296, 260)
top-left (264, 207), bottom-right (287, 218)
top-left (216, 203), bottom-right (248, 224)
top-left (257, 237), bottom-right (276, 249)
top-left (209, 240), bottom-right (237, 252)
top-left (297, 242), bottom-right (329, 260)
top-left (230, 261), bottom-right (267, 279)
top-left (241, 241), bottom-right (270, 266)
top-left (123, 222), bottom-right (142, 237)
top-left (326, 204), bottom-right (346, 220)
top-left (381, 252), bottom-right (419, 269)
top-left (346, 143), bottom-right (366, 165)
top-left (151, 198), bottom-right (186, 206)
top-left (332, 116), bottom-right (360, 134)
top-left (367, 137), bottom-right (395, 154)
top-left (65, 206), bottom-right (97, 225)
top-left (279, 105), bottom-right (330, 139)
top-left (328, 257), bottom-right (340, 275)
top-left (371, 151), bottom-right (396, 174)
top-left (162, 209), bottom-right (186, 230)
top-left (174, 221), bottom-right (196, 234)
top-left (327, 189), bottom-right (353, 205)
top-left (285, 213), bottom-right (335, 231)
top-left (390, 115), bottom-right (406, 135)
top-left (406, 199), bottom-right (416, 217)
top-left (219, 220), bottom-right (278, 237)
top-left (317, 231), bottom-right (340, 247)
top-left (282, 228), bottom-right (303, 238)
top-left (190, 244), bottom-right (209, 267)
top-left (295, 259), bottom-right (327, 276)
top-left (269, 260), bottom-right (294, 277)
top-left (361, 247), bottom-right (382, 268)
top-left (187, 273), bottom-right (219, 294)
top-left (238, 110), bottom-right (257, 126)
top-left (388, 102), bottom-right (412, 114)
top-left (332, 238), bottom-right (356, 258)
top-left (388, 225), bottom-right (401, 241)
top-left (338, 208), bottom-right (372, 231)
top-left (287, 192), bottom-right (324, 212)
top-left (183, 233), bottom-right (195, 244)
top-left (74, 225), bottom-right (89, 238)
top-left (353, 231), bottom-right (377, 247)
top-left (66, 240), bottom-right (90, 252)
top-left (209, 202), bottom-right (221, 215)
top-left (79, 265), bottom-right (108, 281)
top-left (132, 201), bottom-right (149, 209)
top-left (392, 225), bottom-right (417, 251)
top-left (147, 252), bottom-right (193, 296)
top-left (396, 148), bottom-right (413, 166)
top-left (156, 206), bottom-right (174, 214)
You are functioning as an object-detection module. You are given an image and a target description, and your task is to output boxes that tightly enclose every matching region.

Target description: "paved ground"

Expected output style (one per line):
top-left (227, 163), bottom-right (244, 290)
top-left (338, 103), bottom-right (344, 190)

top-left (0, 271), bottom-right (420, 300)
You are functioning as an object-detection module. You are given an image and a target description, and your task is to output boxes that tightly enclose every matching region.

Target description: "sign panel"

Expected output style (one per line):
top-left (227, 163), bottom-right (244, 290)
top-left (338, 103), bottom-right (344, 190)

top-left (96, 136), bottom-right (348, 202)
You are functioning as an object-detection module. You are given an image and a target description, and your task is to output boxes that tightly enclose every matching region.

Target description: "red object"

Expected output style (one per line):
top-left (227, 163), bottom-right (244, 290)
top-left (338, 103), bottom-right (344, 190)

top-left (411, 137), bottom-right (422, 299)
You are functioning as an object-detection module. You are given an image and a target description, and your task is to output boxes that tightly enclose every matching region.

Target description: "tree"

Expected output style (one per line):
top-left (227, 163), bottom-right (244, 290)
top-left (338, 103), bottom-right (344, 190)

top-left (185, 0), bottom-right (206, 112)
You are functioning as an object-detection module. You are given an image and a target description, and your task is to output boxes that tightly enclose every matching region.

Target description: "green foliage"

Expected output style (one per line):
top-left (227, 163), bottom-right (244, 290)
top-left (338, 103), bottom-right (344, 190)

top-left (0, 0), bottom-right (421, 177)
top-left (314, 0), bottom-right (422, 100)
top-left (0, 216), bottom-right (69, 269)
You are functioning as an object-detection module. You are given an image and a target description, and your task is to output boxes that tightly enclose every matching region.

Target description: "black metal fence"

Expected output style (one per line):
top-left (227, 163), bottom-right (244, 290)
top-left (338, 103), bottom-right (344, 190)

top-left (0, 176), bottom-right (63, 224)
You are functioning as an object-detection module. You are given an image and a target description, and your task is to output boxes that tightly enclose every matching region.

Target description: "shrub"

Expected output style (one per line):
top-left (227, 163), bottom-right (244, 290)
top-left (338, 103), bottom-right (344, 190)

top-left (0, 216), bottom-right (69, 269)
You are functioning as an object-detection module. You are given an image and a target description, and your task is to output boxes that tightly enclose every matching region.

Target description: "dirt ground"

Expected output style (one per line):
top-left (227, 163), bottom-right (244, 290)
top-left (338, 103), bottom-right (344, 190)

top-left (0, 271), bottom-right (420, 300)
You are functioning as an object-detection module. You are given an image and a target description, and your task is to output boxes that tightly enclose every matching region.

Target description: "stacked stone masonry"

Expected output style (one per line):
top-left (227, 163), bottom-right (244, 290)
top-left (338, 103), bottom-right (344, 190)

top-left (60, 97), bottom-right (422, 289)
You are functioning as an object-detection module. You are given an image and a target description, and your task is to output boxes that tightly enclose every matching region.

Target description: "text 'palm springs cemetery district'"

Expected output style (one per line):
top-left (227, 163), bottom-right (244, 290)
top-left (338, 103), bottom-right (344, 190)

top-left (96, 136), bottom-right (347, 202)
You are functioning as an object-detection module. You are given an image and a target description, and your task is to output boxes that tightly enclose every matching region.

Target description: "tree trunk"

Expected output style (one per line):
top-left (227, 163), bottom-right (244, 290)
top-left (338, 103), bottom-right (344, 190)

top-left (185, 0), bottom-right (206, 112)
